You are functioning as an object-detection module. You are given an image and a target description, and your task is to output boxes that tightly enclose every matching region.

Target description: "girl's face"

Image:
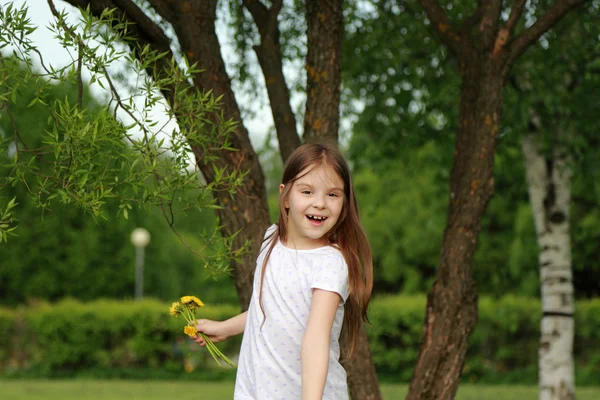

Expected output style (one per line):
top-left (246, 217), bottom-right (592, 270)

top-left (280, 163), bottom-right (345, 250)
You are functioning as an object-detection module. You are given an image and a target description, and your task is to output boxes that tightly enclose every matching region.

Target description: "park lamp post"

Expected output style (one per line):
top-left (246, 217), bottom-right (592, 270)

top-left (130, 227), bottom-right (151, 300)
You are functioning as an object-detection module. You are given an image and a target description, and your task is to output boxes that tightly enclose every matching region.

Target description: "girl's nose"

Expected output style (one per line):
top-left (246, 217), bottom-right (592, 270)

top-left (313, 195), bottom-right (326, 208)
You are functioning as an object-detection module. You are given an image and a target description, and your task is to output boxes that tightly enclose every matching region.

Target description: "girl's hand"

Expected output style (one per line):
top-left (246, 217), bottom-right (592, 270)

top-left (193, 319), bottom-right (227, 346)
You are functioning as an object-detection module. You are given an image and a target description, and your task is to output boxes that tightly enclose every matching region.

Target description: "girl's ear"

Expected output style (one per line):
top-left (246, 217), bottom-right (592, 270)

top-left (279, 184), bottom-right (285, 194)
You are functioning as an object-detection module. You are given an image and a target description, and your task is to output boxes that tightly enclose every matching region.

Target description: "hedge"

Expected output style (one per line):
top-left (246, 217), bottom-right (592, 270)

top-left (0, 298), bottom-right (240, 380)
top-left (0, 296), bottom-right (598, 384)
top-left (367, 295), bottom-right (600, 384)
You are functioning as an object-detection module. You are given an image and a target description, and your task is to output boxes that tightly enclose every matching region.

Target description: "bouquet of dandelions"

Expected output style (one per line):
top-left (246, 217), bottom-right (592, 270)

top-left (170, 295), bottom-right (236, 368)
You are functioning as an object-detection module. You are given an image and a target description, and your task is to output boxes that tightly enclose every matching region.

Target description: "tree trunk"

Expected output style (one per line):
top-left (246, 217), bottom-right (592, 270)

top-left (304, 1), bottom-right (382, 398)
top-left (343, 325), bottom-right (381, 400)
top-left (398, 0), bottom-right (587, 398)
top-left (303, 0), bottom-right (342, 143)
top-left (243, 0), bottom-right (301, 163)
top-left (58, 2), bottom-right (382, 396)
top-left (521, 131), bottom-right (575, 400)
top-left (406, 59), bottom-right (504, 400)
top-left (167, 0), bottom-right (271, 310)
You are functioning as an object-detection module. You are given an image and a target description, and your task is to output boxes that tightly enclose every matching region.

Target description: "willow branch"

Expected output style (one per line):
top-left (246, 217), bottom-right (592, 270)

top-left (47, 0), bottom-right (84, 106)
top-left (101, 66), bottom-right (141, 147)
top-left (61, 0), bottom-right (174, 61)
top-left (4, 98), bottom-right (27, 152)
top-left (76, 41), bottom-right (84, 107)
top-left (0, 54), bottom-right (40, 166)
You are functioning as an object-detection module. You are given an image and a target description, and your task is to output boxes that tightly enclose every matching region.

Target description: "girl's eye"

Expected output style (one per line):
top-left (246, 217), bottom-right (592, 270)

top-left (302, 190), bottom-right (312, 195)
top-left (328, 193), bottom-right (339, 197)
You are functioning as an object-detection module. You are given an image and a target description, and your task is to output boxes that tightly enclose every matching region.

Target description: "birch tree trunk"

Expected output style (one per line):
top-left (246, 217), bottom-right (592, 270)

top-left (521, 131), bottom-right (575, 400)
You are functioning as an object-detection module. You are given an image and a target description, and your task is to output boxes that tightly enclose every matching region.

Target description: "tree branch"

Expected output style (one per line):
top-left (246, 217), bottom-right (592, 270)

top-left (76, 39), bottom-right (83, 107)
top-left (143, 0), bottom-right (178, 25)
top-left (459, 6), bottom-right (482, 38)
top-left (492, 0), bottom-right (527, 56)
top-left (243, 0), bottom-right (300, 162)
top-left (242, 0), bottom-right (269, 31)
top-left (478, 0), bottom-right (503, 51)
top-left (47, 0), bottom-right (85, 101)
top-left (242, 0), bottom-right (282, 38)
top-left (268, 0), bottom-right (283, 37)
top-left (506, 0), bottom-right (528, 32)
top-left (61, 0), bottom-right (174, 61)
top-left (417, 0), bottom-right (461, 57)
top-left (505, 0), bottom-right (590, 70)
top-left (101, 66), bottom-right (144, 147)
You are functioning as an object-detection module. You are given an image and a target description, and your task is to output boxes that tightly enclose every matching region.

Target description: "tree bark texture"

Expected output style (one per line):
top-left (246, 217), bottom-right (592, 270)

top-left (408, 1), bottom-right (588, 398)
top-left (303, 0), bottom-right (342, 144)
top-left (243, 0), bottom-right (301, 163)
top-left (406, 58), bottom-right (504, 400)
top-left (343, 325), bottom-right (382, 400)
top-left (521, 132), bottom-right (575, 400)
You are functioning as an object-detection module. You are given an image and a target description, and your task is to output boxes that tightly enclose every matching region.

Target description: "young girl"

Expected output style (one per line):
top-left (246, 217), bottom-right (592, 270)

top-left (193, 143), bottom-right (373, 400)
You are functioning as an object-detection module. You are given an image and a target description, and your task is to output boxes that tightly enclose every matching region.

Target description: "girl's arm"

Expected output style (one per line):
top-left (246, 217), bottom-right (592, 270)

top-left (301, 289), bottom-right (341, 400)
top-left (193, 311), bottom-right (248, 346)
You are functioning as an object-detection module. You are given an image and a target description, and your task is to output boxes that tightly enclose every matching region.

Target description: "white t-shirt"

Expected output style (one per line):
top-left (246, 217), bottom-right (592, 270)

top-left (234, 225), bottom-right (350, 400)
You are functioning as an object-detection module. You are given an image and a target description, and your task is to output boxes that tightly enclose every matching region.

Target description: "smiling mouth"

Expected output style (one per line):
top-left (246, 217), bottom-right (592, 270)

top-left (306, 215), bottom-right (328, 222)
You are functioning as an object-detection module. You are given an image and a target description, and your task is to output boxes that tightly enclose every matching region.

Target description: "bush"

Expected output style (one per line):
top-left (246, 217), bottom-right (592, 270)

top-left (366, 295), bottom-right (600, 385)
top-left (0, 306), bottom-right (16, 373)
top-left (1, 296), bottom-right (598, 384)
top-left (0, 298), bottom-right (240, 379)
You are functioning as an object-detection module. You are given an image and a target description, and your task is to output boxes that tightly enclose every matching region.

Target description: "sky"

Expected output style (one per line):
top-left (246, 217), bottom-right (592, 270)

top-left (1, 0), bottom-right (277, 150)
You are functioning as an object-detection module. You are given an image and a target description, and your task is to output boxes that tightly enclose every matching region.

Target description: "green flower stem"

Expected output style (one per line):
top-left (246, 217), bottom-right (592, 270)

top-left (205, 337), bottom-right (231, 366)
top-left (200, 333), bottom-right (236, 368)
top-left (183, 307), bottom-right (195, 325)
top-left (174, 303), bottom-right (236, 368)
top-left (200, 333), bottom-right (223, 366)
top-left (172, 304), bottom-right (236, 368)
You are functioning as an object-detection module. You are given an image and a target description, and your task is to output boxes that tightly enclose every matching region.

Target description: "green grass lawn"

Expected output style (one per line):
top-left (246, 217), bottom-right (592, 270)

top-left (2, 380), bottom-right (600, 400)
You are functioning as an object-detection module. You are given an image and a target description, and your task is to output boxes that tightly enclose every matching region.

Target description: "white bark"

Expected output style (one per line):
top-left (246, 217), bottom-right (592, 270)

top-left (521, 132), bottom-right (575, 400)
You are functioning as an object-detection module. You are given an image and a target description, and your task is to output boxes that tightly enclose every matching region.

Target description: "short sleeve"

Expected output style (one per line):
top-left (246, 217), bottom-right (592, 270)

top-left (310, 252), bottom-right (350, 303)
top-left (260, 224), bottom-right (278, 251)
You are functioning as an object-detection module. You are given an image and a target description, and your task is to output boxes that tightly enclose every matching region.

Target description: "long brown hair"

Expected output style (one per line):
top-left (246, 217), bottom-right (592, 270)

top-left (258, 142), bottom-right (373, 360)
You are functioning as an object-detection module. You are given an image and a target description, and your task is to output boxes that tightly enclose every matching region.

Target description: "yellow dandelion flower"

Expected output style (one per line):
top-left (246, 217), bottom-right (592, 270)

top-left (184, 325), bottom-right (197, 337)
top-left (180, 295), bottom-right (204, 308)
top-left (169, 302), bottom-right (181, 316)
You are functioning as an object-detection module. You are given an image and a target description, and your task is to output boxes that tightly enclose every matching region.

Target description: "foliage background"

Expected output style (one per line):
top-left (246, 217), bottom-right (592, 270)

top-left (1, 296), bottom-right (599, 385)
top-left (0, 0), bottom-right (599, 386)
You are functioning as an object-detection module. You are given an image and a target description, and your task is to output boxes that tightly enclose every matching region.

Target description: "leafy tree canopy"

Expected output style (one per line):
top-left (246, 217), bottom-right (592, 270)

top-left (0, 2), bottom-right (249, 275)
